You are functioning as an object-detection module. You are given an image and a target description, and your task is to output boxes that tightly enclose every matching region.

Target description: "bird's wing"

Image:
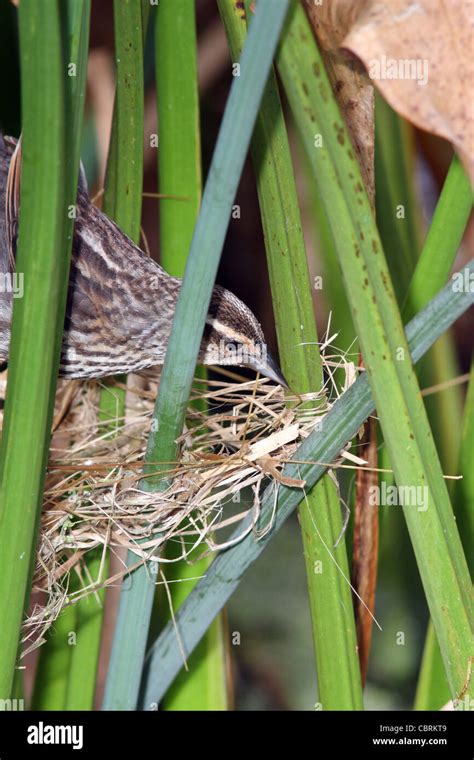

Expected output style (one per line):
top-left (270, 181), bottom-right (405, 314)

top-left (0, 133), bottom-right (17, 275)
top-left (0, 134), bottom-right (17, 365)
top-left (5, 135), bottom-right (20, 271)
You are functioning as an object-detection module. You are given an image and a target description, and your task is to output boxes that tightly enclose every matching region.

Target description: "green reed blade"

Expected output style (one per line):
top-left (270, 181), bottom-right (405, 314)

top-left (155, 0), bottom-right (227, 710)
top-left (219, 0), bottom-right (362, 710)
top-left (0, 0), bottom-right (87, 699)
top-left (276, 1), bottom-right (472, 700)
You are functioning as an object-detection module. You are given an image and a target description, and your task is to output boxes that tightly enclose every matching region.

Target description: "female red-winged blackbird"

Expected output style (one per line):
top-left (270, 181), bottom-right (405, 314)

top-left (0, 134), bottom-right (286, 386)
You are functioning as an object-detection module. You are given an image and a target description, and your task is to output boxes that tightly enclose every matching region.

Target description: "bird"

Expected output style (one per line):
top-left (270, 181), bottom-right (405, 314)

top-left (0, 133), bottom-right (287, 387)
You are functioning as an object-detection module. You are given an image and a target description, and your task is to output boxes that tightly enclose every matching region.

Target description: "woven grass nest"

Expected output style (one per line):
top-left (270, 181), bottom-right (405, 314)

top-left (0, 338), bottom-right (359, 654)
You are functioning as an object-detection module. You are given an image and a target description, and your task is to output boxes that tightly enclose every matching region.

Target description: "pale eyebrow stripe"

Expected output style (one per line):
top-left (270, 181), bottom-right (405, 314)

top-left (205, 317), bottom-right (252, 345)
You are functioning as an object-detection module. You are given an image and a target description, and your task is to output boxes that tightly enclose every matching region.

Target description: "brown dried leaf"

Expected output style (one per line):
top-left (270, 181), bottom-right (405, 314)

top-left (342, 0), bottom-right (474, 183)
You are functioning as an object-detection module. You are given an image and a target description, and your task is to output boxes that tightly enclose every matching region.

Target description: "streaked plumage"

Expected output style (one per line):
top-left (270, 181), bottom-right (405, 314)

top-left (0, 134), bottom-right (286, 386)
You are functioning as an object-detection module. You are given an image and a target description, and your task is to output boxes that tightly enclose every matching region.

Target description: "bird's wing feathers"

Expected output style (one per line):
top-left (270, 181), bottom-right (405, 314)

top-left (0, 131), bottom-right (179, 376)
top-left (0, 133), bottom-right (17, 275)
top-left (0, 134), bottom-right (16, 364)
top-left (5, 135), bottom-right (21, 271)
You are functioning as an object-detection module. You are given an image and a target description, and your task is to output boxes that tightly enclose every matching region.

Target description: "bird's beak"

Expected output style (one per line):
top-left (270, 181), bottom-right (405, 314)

top-left (253, 350), bottom-right (289, 388)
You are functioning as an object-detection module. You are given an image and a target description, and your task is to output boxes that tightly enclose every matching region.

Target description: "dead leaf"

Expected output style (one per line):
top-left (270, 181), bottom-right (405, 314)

top-left (256, 456), bottom-right (306, 488)
top-left (341, 0), bottom-right (474, 183)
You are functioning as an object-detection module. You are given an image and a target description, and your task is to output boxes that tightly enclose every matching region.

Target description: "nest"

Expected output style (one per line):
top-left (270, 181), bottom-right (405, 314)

top-left (0, 341), bottom-right (358, 655)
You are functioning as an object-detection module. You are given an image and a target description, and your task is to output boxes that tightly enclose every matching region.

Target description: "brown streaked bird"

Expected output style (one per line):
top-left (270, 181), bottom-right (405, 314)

top-left (0, 134), bottom-right (287, 387)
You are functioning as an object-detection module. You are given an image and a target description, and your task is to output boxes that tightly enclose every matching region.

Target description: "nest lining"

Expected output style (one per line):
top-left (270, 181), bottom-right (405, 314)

top-left (0, 343), bottom-right (358, 654)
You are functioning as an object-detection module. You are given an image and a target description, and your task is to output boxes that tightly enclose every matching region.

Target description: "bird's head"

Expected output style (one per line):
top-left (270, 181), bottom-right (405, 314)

top-left (199, 285), bottom-right (288, 387)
